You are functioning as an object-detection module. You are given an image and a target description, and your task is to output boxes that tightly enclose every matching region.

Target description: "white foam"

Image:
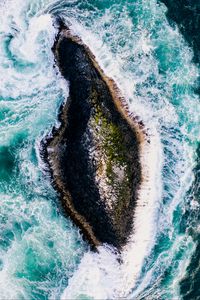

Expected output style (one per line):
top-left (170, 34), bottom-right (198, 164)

top-left (61, 246), bottom-right (122, 299)
top-left (10, 14), bottom-right (56, 63)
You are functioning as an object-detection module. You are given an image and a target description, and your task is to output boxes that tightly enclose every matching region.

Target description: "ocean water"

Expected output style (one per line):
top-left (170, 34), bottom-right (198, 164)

top-left (0, 0), bottom-right (199, 299)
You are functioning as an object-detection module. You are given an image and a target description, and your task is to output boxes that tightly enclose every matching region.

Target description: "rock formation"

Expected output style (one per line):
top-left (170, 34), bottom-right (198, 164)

top-left (42, 18), bottom-right (148, 250)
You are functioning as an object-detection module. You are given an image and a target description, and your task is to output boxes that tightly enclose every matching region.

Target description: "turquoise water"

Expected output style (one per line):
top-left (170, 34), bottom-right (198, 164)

top-left (0, 0), bottom-right (199, 299)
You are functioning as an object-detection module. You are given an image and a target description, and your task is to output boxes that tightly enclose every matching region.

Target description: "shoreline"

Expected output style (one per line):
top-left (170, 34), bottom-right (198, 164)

top-left (41, 19), bottom-right (152, 250)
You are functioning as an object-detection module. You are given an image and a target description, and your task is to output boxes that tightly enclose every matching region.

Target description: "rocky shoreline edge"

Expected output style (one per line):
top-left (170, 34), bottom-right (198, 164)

top-left (41, 18), bottom-right (151, 251)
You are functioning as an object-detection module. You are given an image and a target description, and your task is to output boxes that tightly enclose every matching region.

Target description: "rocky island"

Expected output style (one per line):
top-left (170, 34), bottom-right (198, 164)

top-left (42, 18), bottom-right (149, 250)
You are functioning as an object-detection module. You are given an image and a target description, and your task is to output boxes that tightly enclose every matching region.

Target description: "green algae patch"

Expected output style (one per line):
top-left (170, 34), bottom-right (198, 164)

top-left (90, 99), bottom-right (133, 222)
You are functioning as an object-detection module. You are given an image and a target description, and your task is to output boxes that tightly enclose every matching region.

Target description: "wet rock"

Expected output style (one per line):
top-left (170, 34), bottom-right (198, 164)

top-left (42, 18), bottom-right (146, 250)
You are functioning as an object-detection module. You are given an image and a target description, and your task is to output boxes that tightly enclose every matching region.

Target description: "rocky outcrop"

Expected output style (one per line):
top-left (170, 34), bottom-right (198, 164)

top-left (42, 18), bottom-right (148, 250)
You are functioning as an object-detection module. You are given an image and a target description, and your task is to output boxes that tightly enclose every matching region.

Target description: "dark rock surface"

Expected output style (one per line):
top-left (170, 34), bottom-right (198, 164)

top-left (42, 19), bottom-right (145, 250)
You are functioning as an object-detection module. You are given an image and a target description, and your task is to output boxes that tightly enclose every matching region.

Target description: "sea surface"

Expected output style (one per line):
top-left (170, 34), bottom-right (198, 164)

top-left (0, 0), bottom-right (199, 299)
